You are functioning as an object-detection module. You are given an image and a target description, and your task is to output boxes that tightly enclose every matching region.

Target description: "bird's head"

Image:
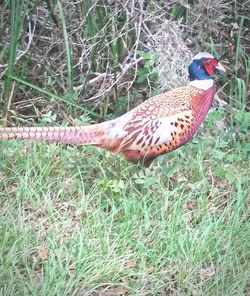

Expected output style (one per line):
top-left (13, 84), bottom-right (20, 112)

top-left (188, 52), bottom-right (226, 81)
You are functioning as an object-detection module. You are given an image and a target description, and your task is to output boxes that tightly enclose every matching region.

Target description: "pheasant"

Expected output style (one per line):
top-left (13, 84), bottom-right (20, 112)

top-left (0, 52), bottom-right (225, 167)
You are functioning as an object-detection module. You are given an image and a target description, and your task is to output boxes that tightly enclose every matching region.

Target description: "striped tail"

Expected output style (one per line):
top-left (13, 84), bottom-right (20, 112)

top-left (0, 124), bottom-right (105, 146)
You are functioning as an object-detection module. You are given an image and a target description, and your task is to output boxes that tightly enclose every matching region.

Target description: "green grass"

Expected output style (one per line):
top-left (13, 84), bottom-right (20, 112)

top-left (0, 117), bottom-right (249, 295)
top-left (3, 0), bottom-right (27, 124)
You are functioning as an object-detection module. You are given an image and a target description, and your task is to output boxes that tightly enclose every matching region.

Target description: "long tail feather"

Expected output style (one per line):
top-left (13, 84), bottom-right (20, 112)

top-left (0, 124), bottom-right (105, 146)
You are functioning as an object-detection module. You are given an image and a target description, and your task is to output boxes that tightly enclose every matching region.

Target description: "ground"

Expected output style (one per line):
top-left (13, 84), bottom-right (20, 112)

top-left (1, 114), bottom-right (249, 295)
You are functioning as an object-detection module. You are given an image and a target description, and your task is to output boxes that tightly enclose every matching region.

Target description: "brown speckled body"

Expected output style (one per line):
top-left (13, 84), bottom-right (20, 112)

top-left (0, 85), bottom-right (216, 166)
top-left (102, 85), bottom-right (216, 166)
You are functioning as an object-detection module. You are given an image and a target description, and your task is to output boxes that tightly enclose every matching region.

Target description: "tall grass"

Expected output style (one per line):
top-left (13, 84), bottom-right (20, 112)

top-left (3, 0), bottom-right (27, 124)
top-left (57, 0), bottom-right (73, 93)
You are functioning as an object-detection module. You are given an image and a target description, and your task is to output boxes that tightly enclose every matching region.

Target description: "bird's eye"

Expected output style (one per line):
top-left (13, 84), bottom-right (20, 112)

top-left (205, 59), bottom-right (214, 65)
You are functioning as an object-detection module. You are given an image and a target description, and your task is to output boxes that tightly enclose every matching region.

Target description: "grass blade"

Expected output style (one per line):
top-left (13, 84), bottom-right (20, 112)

top-left (9, 74), bottom-right (101, 118)
top-left (3, 0), bottom-right (23, 124)
top-left (57, 0), bottom-right (73, 92)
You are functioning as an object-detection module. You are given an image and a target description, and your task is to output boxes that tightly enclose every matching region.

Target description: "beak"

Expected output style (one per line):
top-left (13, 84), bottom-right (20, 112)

top-left (216, 62), bottom-right (226, 72)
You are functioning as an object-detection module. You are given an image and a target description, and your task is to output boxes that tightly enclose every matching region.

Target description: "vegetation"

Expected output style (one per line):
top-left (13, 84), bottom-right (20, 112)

top-left (0, 0), bottom-right (249, 295)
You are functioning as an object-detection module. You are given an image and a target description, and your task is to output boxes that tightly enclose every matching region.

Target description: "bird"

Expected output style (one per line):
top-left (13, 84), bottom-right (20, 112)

top-left (0, 52), bottom-right (225, 167)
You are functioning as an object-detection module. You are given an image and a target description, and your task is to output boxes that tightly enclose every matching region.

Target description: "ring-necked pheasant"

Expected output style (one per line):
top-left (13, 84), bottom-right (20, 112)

top-left (0, 52), bottom-right (225, 167)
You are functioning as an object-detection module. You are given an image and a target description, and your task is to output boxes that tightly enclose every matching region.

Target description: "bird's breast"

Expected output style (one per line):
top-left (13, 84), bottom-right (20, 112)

top-left (190, 86), bottom-right (216, 130)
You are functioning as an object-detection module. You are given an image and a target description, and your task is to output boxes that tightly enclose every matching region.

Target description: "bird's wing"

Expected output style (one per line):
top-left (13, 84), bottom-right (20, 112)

top-left (117, 110), bottom-right (193, 151)
top-left (115, 86), bottom-right (204, 152)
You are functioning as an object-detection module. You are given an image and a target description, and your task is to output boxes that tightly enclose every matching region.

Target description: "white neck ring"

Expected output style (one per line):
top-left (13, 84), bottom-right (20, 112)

top-left (189, 79), bottom-right (214, 91)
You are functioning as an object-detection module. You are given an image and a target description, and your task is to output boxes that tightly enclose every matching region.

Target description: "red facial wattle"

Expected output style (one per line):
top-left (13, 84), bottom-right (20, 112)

top-left (203, 58), bottom-right (219, 75)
